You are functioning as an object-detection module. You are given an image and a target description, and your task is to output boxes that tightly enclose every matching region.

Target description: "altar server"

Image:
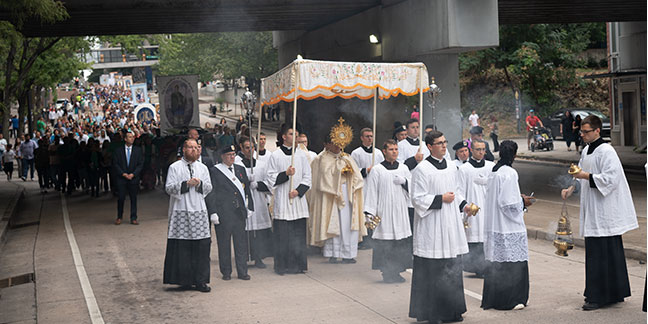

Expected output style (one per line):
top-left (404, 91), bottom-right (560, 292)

top-left (562, 115), bottom-right (638, 311)
top-left (351, 128), bottom-right (384, 178)
top-left (267, 124), bottom-right (312, 275)
top-left (364, 139), bottom-right (412, 283)
top-left (409, 130), bottom-right (472, 323)
top-left (457, 139), bottom-right (494, 277)
top-left (481, 140), bottom-right (534, 310)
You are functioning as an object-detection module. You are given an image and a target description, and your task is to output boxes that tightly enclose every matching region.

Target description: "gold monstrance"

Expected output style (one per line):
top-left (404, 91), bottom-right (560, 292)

top-left (330, 117), bottom-right (355, 175)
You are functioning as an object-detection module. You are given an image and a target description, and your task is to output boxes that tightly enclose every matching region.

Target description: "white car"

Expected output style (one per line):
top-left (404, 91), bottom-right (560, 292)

top-left (55, 99), bottom-right (67, 109)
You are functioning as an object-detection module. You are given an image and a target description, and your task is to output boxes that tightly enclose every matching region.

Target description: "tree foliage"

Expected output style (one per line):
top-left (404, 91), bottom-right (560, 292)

top-left (0, 0), bottom-right (90, 137)
top-left (157, 32), bottom-right (277, 91)
top-left (459, 23), bottom-right (606, 115)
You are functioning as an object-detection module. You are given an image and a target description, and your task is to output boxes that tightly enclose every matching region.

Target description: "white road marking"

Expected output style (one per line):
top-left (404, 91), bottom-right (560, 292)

top-left (405, 269), bottom-right (483, 301)
top-left (61, 193), bottom-right (105, 324)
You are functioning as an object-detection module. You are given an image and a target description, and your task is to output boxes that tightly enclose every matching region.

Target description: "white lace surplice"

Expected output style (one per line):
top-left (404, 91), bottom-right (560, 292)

top-left (483, 165), bottom-right (528, 262)
top-left (165, 159), bottom-right (213, 240)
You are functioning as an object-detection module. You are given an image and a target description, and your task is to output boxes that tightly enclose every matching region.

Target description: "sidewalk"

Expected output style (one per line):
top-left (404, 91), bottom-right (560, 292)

top-left (508, 137), bottom-right (646, 174)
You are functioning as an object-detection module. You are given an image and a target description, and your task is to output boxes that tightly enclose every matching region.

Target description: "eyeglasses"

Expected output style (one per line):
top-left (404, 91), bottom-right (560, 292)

top-left (431, 140), bottom-right (448, 146)
top-left (580, 129), bottom-right (596, 134)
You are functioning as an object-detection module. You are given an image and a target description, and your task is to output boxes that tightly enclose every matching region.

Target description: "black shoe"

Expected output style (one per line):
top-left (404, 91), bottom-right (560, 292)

top-left (328, 257), bottom-right (339, 264)
top-left (582, 302), bottom-right (601, 311)
top-left (238, 274), bottom-right (251, 280)
top-left (195, 284), bottom-right (211, 292)
top-left (222, 275), bottom-right (231, 281)
top-left (382, 274), bottom-right (396, 283)
top-left (442, 315), bottom-right (463, 323)
top-left (255, 260), bottom-right (267, 269)
top-left (341, 258), bottom-right (357, 264)
top-left (394, 274), bottom-right (406, 283)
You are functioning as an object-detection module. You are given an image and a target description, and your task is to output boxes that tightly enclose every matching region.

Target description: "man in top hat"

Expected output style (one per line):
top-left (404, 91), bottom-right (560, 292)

top-left (452, 140), bottom-right (470, 168)
top-left (466, 126), bottom-right (494, 161)
top-left (205, 144), bottom-right (254, 281)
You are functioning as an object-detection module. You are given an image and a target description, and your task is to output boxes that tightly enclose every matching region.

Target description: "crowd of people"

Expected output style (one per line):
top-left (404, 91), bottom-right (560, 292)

top-left (1, 89), bottom-right (639, 320)
top-left (164, 111), bottom-right (640, 323)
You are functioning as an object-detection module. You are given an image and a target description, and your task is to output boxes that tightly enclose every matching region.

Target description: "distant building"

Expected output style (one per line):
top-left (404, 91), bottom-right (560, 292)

top-left (606, 22), bottom-right (646, 148)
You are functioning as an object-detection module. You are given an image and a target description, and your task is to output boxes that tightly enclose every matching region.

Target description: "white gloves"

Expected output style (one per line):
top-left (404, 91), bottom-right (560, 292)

top-left (250, 181), bottom-right (258, 190)
top-left (393, 174), bottom-right (406, 185)
top-left (210, 213), bottom-right (220, 225)
top-left (248, 173), bottom-right (255, 182)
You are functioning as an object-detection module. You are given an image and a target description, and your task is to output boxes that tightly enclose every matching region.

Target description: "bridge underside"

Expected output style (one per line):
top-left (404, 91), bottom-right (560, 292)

top-left (5, 0), bottom-right (646, 37)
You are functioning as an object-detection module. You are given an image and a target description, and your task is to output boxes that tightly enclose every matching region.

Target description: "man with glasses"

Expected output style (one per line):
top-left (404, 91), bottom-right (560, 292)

top-left (466, 126), bottom-right (494, 161)
top-left (457, 140), bottom-right (494, 278)
top-left (562, 115), bottom-right (638, 311)
top-left (409, 130), bottom-right (474, 323)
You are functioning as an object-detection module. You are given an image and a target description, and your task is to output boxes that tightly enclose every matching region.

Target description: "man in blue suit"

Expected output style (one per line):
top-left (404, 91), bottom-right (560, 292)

top-left (112, 131), bottom-right (144, 225)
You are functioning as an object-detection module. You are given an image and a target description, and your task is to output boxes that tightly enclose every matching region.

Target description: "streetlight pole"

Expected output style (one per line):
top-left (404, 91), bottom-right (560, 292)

top-left (515, 89), bottom-right (521, 134)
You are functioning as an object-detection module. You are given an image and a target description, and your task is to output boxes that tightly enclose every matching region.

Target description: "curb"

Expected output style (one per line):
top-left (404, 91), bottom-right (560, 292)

top-left (0, 186), bottom-right (26, 249)
top-left (526, 225), bottom-right (646, 262)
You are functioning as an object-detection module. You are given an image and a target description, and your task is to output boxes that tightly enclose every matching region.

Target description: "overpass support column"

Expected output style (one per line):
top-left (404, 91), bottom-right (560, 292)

top-left (382, 0), bottom-right (499, 147)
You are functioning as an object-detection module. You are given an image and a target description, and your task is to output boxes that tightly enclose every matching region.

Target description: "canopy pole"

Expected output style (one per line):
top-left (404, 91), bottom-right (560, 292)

top-left (252, 100), bottom-right (263, 174)
top-left (418, 66), bottom-right (424, 152)
top-left (289, 63), bottom-right (299, 203)
top-left (372, 87), bottom-right (377, 166)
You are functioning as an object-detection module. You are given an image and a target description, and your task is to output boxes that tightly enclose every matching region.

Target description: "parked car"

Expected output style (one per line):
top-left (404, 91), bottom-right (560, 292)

top-left (55, 99), bottom-right (67, 109)
top-left (543, 108), bottom-right (610, 139)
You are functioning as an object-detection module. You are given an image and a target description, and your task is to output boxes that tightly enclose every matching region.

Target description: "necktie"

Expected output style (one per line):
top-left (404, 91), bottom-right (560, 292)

top-left (126, 147), bottom-right (131, 166)
top-left (188, 163), bottom-right (193, 178)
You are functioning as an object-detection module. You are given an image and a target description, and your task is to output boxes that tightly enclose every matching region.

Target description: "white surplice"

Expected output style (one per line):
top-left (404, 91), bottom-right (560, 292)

top-left (483, 165), bottom-right (528, 263)
top-left (410, 156), bottom-right (468, 259)
top-left (165, 159), bottom-right (213, 240)
top-left (397, 137), bottom-right (430, 163)
top-left (457, 158), bottom-right (495, 243)
top-left (235, 155), bottom-right (272, 231)
top-left (351, 146), bottom-right (384, 172)
top-left (267, 146), bottom-right (312, 220)
top-left (363, 161), bottom-right (412, 240)
top-left (577, 142), bottom-right (638, 237)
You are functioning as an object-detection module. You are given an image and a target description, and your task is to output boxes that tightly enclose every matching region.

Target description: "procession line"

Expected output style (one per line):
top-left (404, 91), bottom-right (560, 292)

top-left (61, 193), bottom-right (105, 324)
top-left (405, 269), bottom-right (483, 301)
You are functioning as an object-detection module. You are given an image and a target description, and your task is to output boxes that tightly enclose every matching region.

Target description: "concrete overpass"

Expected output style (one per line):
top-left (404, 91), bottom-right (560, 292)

top-left (5, 0), bottom-right (646, 37)
top-left (3, 0), bottom-right (644, 150)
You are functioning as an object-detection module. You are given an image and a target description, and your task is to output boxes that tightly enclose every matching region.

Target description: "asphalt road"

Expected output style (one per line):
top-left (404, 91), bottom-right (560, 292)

top-left (3, 172), bottom-right (640, 324)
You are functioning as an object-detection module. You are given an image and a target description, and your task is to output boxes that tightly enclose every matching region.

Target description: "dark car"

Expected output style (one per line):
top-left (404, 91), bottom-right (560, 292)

top-left (543, 108), bottom-right (611, 139)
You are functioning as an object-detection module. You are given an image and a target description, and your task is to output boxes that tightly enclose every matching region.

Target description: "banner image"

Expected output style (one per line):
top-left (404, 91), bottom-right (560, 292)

top-left (134, 103), bottom-right (157, 124)
top-left (131, 83), bottom-right (149, 104)
top-left (157, 75), bottom-right (199, 134)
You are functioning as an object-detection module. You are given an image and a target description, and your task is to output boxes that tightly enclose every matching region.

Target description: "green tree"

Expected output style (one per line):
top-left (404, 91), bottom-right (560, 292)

top-left (459, 23), bottom-right (604, 115)
top-left (157, 32), bottom-right (277, 92)
top-left (0, 0), bottom-right (69, 138)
